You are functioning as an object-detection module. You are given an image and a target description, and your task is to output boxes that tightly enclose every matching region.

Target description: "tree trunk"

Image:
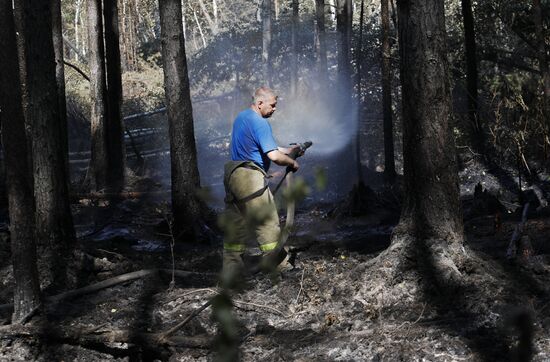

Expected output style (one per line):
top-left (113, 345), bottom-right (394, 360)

top-left (533, 0), bottom-right (550, 130)
top-left (315, 0), bottom-right (328, 86)
top-left (104, 0), bottom-right (126, 192)
top-left (290, 0), bottom-right (299, 95)
top-left (159, 0), bottom-right (204, 240)
top-left (0, 0), bottom-right (41, 323)
top-left (74, 0), bottom-right (82, 61)
top-left (336, 0), bottom-right (352, 91)
top-left (87, 0), bottom-right (110, 191)
top-left (16, 0), bottom-right (76, 287)
top-left (356, 0), bottom-right (365, 184)
top-left (381, 0), bottom-right (396, 183)
top-left (262, 0), bottom-right (272, 86)
top-left (461, 0), bottom-right (483, 151)
top-left (396, 0), bottom-right (463, 249)
top-left (51, 0), bottom-right (70, 180)
top-left (212, 0), bottom-right (218, 30)
top-left (198, 0), bottom-right (218, 34)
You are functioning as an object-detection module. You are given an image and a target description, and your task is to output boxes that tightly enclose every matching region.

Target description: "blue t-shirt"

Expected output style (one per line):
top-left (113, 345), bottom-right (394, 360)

top-left (230, 109), bottom-right (278, 171)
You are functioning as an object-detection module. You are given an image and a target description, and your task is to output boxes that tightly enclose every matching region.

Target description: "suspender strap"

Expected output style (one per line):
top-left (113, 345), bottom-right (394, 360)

top-left (224, 161), bottom-right (270, 206)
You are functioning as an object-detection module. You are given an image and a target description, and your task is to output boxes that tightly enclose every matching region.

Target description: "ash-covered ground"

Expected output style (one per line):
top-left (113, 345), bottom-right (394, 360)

top-left (2, 155), bottom-right (550, 361)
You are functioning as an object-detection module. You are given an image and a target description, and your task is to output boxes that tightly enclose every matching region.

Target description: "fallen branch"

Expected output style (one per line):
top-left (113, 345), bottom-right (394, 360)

top-left (63, 60), bottom-right (90, 81)
top-left (0, 269), bottom-right (215, 314)
top-left (72, 190), bottom-right (171, 202)
top-left (158, 299), bottom-right (213, 343)
top-left (233, 300), bottom-right (290, 318)
top-left (0, 323), bottom-right (212, 349)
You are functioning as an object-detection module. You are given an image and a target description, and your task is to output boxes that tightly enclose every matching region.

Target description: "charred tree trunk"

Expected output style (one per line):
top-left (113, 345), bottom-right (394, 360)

top-left (261, 0), bottom-right (272, 86)
top-left (159, 0), bottom-right (204, 240)
top-left (394, 0), bottom-right (464, 272)
top-left (51, 0), bottom-right (69, 176)
top-left (336, 0), bottom-right (345, 74)
top-left (461, 0), bottom-right (483, 152)
top-left (381, 0), bottom-right (396, 183)
top-left (87, 0), bottom-right (110, 191)
top-left (315, 0), bottom-right (328, 87)
top-left (336, 0), bottom-right (352, 90)
top-left (104, 0), bottom-right (126, 192)
top-left (0, 0), bottom-right (41, 323)
top-left (16, 0), bottom-right (76, 287)
top-left (290, 0), bottom-right (299, 95)
top-left (533, 0), bottom-right (550, 128)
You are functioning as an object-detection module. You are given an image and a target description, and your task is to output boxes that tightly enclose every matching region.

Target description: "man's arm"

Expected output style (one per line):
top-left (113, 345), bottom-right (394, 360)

top-left (267, 150), bottom-right (299, 171)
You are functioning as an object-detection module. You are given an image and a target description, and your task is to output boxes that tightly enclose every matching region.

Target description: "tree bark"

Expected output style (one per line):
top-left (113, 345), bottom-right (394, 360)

top-left (395, 0), bottom-right (463, 254)
top-left (461, 0), bottom-right (483, 152)
top-left (315, 0), bottom-right (328, 86)
top-left (104, 0), bottom-right (126, 192)
top-left (356, 0), bottom-right (365, 184)
top-left (87, 0), bottom-right (110, 191)
top-left (74, 0), bottom-right (82, 61)
top-left (159, 0), bottom-right (204, 240)
top-left (336, 0), bottom-right (352, 92)
top-left (262, 0), bottom-right (272, 86)
top-left (290, 0), bottom-right (299, 95)
top-left (16, 0), bottom-right (76, 286)
top-left (51, 0), bottom-right (70, 183)
top-left (0, 0), bottom-right (41, 323)
top-left (381, 0), bottom-right (396, 183)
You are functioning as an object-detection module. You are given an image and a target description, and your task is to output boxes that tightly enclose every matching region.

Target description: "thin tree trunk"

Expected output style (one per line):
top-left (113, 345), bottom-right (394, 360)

top-left (192, 6), bottom-right (207, 48)
top-left (74, 0), bottom-right (82, 61)
top-left (88, 0), bottom-right (110, 191)
top-left (315, 0), bottom-right (328, 86)
top-left (461, 0), bottom-right (483, 151)
top-left (356, 0), bottom-right (365, 184)
top-left (328, 0), bottom-right (336, 27)
top-left (121, 0), bottom-right (128, 70)
top-left (182, 0), bottom-right (187, 39)
top-left (533, 0), bottom-right (550, 129)
top-left (104, 0), bottom-right (126, 192)
top-left (290, 0), bottom-right (299, 95)
top-left (381, 0), bottom-right (396, 183)
top-left (16, 0), bottom-right (76, 287)
top-left (212, 0), bottom-right (218, 30)
top-left (159, 0), bottom-right (204, 240)
top-left (396, 0), bottom-right (463, 244)
top-left (262, 0), bottom-right (272, 86)
top-left (198, 0), bottom-right (218, 34)
top-left (0, 0), bottom-right (41, 323)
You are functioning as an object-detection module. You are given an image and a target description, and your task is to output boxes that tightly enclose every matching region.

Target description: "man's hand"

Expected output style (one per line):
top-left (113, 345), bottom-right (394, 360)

top-left (267, 150), bottom-right (299, 171)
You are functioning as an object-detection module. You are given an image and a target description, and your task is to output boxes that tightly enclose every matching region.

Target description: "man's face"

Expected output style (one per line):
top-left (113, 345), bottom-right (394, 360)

top-left (258, 96), bottom-right (277, 118)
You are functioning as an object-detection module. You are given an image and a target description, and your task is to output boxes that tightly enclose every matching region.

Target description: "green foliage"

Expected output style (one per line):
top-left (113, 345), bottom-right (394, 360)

top-left (314, 167), bottom-right (328, 191)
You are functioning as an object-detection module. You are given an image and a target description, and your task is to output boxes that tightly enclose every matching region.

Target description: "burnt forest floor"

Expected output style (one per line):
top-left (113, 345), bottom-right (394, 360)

top-left (1, 161), bottom-right (550, 361)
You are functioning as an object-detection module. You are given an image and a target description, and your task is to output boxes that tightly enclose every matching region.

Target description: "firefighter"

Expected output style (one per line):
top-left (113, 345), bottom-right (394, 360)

top-left (222, 86), bottom-right (300, 277)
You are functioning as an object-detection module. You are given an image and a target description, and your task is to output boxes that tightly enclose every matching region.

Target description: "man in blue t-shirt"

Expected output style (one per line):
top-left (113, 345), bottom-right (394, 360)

top-left (222, 87), bottom-right (299, 277)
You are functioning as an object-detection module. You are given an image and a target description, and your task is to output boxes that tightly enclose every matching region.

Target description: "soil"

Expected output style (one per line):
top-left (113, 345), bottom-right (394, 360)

top-left (2, 160), bottom-right (550, 361)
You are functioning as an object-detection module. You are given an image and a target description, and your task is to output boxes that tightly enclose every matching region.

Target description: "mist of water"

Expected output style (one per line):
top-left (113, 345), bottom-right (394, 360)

top-left (271, 86), bottom-right (358, 156)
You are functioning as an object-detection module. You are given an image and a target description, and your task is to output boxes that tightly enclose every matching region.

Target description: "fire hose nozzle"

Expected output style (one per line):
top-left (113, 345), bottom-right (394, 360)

top-left (289, 141), bottom-right (313, 159)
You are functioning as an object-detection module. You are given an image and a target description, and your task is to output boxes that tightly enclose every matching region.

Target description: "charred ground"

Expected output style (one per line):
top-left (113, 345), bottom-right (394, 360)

top-left (1, 155), bottom-right (550, 361)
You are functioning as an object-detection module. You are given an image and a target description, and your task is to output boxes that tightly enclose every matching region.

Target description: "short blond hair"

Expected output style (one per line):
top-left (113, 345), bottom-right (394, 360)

top-left (253, 86), bottom-right (277, 103)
